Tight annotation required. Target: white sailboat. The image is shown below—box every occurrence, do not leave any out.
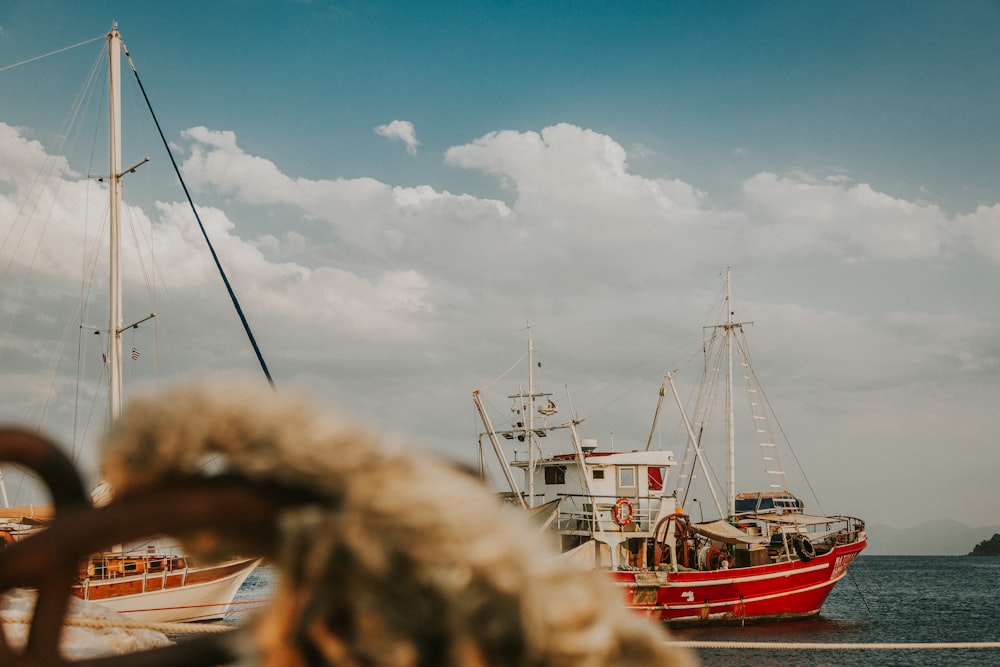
[0,25,258,624]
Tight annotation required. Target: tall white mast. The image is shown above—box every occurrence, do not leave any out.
[526,327,536,507]
[515,324,553,508]
[107,24,124,424]
[725,268,736,516]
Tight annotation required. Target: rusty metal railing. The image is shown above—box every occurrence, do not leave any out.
[0,427,320,666]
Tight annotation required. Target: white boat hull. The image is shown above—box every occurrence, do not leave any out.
[75,557,260,623]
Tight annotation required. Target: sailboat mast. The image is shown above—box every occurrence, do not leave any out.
[526,328,536,508]
[107,24,124,423]
[725,268,735,517]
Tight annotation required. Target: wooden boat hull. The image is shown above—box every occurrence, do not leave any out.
[615,538,867,626]
[72,557,260,623]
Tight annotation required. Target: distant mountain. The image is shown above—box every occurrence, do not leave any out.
[865,520,1000,556]
[968,533,1000,556]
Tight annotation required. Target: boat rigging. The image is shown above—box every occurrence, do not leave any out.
[0,24,268,624]
[474,270,867,625]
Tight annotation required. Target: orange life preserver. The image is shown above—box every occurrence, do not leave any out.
[612,497,634,527]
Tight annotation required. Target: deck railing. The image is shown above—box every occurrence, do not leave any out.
[553,493,669,533]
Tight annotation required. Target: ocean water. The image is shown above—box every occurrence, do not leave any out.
[671,555,1000,666]
[225,557,1000,666]
[225,564,277,626]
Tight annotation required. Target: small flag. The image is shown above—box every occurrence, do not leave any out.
[131,347,140,360]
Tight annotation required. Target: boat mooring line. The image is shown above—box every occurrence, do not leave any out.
[1,613,235,635]
[671,640,1000,650]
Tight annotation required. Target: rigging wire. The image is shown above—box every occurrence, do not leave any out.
[0,41,107,501]
[118,38,276,389]
[70,197,111,464]
[73,94,102,465]
[0,43,104,287]
[747,360,825,515]
[732,328,790,497]
[0,34,105,72]
[0,39,104,396]
[477,350,528,392]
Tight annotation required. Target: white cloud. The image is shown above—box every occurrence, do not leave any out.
[7,119,1000,528]
[145,198,434,342]
[0,122,73,185]
[954,204,1000,264]
[177,127,515,289]
[373,119,420,156]
[741,171,950,261]
[444,123,712,245]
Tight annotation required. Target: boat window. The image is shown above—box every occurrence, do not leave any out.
[647,466,664,491]
[592,469,605,480]
[618,467,635,488]
[544,465,566,485]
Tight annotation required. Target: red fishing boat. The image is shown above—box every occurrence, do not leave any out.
[474,271,866,625]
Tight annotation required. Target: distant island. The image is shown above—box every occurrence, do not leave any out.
[968,533,1000,556]
[867,520,1000,556]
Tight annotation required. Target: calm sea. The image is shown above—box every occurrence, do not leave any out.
[672,555,1000,666]
[226,556,1000,666]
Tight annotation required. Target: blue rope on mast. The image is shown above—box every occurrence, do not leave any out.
[120,42,276,389]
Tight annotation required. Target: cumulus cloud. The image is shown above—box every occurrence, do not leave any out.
[174,123,996,277]
[0,122,73,186]
[374,119,420,156]
[143,198,435,342]
[176,127,514,289]
[0,124,441,353]
[7,118,1000,528]
[741,171,950,261]
[954,204,1000,264]
[6,120,997,320]
[444,123,710,240]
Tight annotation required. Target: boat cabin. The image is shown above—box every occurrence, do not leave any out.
[510,444,679,570]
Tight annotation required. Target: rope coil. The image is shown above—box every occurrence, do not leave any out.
[1,612,234,635]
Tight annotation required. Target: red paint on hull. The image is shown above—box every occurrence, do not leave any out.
[616,537,867,626]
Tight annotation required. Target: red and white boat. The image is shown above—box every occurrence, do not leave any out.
[474,271,866,625]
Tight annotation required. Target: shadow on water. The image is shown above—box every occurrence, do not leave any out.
[668,555,1000,667]
[672,614,877,644]
[215,557,999,666]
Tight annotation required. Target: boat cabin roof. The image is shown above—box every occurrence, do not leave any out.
[530,450,676,467]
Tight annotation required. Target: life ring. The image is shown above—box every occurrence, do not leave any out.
[792,534,815,562]
[0,531,13,549]
[612,497,634,527]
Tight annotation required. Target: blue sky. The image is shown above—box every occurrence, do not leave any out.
[6,1,999,210]
[2,1,1000,537]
